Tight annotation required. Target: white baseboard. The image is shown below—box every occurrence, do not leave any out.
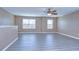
[2,37,18,51]
[18,31,58,33]
[57,32,79,40]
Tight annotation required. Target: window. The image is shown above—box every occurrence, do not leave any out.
[47,20,53,29]
[23,19,36,29]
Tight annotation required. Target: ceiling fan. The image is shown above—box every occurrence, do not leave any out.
[44,8,58,16]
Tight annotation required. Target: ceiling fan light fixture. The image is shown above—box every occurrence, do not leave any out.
[43,8,58,16]
[48,13,52,16]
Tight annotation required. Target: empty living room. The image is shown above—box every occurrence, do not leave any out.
[0,7,79,51]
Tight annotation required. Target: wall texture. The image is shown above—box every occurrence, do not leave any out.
[0,26,18,50]
[15,16,58,32]
[58,11,79,38]
[0,8,15,25]
[0,8,18,50]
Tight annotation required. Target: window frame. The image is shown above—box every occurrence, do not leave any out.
[23,19,36,29]
[47,19,53,29]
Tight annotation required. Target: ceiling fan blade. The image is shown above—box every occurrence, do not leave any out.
[52,10,56,12]
[54,13,58,15]
[51,12,57,15]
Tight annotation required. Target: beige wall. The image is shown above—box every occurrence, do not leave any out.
[15,16,58,32]
[58,11,79,38]
[0,8,15,25]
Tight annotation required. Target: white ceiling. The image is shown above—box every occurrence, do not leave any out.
[3,7,79,17]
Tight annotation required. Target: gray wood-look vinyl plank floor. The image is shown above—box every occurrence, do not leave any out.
[6,33,79,51]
